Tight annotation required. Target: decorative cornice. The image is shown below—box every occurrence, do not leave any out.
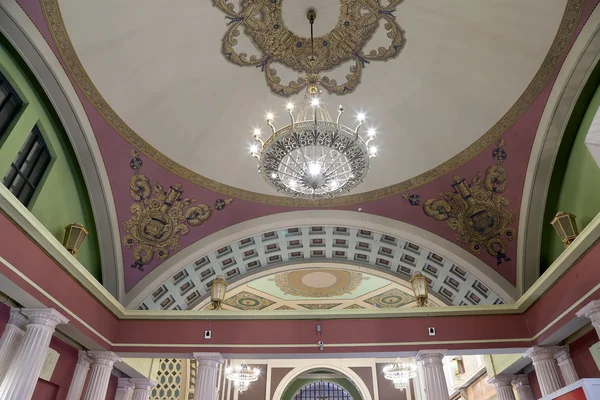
[77,351,93,368]
[21,308,69,328]
[39,0,585,207]
[130,378,158,391]
[524,346,559,363]
[88,351,122,367]
[7,308,27,330]
[415,350,446,365]
[554,346,571,364]
[488,375,515,388]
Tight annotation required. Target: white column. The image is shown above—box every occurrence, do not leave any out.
[193,353,224,400]
[0,308,68,400]
[81,351,122,400]
[114,378,135,400]
[512,375,534,400]
[488,375,516,400]
[131,377,158,400]
[524,347,563,396]
[416,351,449,400]
[554,346,579,385]
[576,300,600,337]
[0,309,27,382]
[66,351,93,400]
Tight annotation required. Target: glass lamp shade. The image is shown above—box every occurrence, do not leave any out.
[62,223,88,257]
[210,276,228,310]
[551,212,579,247]
[410,272,429,307]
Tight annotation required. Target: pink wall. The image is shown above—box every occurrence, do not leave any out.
[0,306,117,400]
[569,330,600,379]
[528,370,542,400]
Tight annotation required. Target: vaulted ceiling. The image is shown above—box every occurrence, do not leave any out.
[9,0,599,308]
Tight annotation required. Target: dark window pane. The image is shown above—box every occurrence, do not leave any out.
[2,127,51,207]
[0,74,22,139]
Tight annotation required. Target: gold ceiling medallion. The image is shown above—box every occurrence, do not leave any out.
[124,150,232,271]
[212,0,406,97]
[407,140,516,264]
[274,270,363,297]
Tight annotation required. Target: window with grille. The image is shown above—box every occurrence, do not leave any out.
[0,73,23,139]
[151,358,183,400]
[292,381,354,400]
[2,127,51,206]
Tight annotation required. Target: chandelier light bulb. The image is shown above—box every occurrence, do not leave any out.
[368,128,376,138]
[266,113,274,121]
[250,144,259,154]
[311,97,320,107]
[308,162,322,176]
[270,172,277,179]
[357,112,366,122]
[286,102,294,111]
[370,146,377,155]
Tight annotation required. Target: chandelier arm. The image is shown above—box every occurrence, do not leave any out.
[354,120,364,140]
[288,109,295,130]
[336,107,344,130]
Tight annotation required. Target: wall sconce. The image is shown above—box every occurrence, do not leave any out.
[449,357,464,379]
[410,272,429,307]
[62,223,88,257]
[210,276,228,310]
[551,212,579,247]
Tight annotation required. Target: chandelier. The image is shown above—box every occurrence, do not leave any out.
[249,10,378,199]
[383,360,417,391]
[225,363,260,393]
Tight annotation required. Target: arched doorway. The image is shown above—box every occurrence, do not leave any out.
[291,380,355,400]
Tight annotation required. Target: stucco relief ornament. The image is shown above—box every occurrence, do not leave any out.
[409,140,516,265]
[212,0,406,96]
[123,150,232,271]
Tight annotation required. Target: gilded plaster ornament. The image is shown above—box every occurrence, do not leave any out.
[212,0,406,97]
[409,140,516,264]
[274,270,363,298]
[123,150,233,271]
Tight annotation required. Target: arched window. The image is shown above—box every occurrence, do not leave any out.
[292,381,354,400]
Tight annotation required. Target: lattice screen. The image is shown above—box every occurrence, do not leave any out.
[151,359,184,400]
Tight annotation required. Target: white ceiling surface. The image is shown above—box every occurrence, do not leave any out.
[58,0,567,194]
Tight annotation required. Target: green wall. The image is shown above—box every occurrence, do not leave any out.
[541,61,600,271]
[281,379,363,400]
[0,37,101,281]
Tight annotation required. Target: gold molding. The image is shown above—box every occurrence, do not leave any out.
[40,0,583,206]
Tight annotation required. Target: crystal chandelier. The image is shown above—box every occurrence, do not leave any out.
[249,10,378,199]
[225,363,260,393]
[383,360,417,391]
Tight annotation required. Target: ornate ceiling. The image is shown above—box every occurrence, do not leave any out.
[10,0,598,305]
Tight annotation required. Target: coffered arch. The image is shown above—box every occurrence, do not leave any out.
[128,211,517,310]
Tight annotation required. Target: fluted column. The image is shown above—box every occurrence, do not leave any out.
[81,351,122,400]
[66,351,93,400]
[512,375,534,400]
[416,351,449,400]
[554,346,579,385]
[193,353,224,400]
[114,378,135,400]
[0,309,27,382]
[488,375,516,400]
[524,347,563,396]
[576,300,600,337]
[131,378,158,400]
[0,308,68,400]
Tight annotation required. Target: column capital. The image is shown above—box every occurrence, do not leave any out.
[576,299,600,321]
[524,346,559,363]
[131,378,158,391]
[77,351,93,367]
[511,374,530,389]
[88,351,122,367]
[488,375,515,388]
[415,350,447,364]
[21,308,69,328]
[193,352,224,369]
[554,346,570,364]
[117,378,135,390]
[7,309,28,330]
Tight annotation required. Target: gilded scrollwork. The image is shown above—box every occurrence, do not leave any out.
[123,150,233,271]
[211,0,406,96]
[406,140,516,264]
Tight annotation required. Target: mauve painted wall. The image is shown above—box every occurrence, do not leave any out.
[349,367,374,400]
[270,368,294,399]
[569,330,600,379]
[0,306,117,400]
[528,370,542,400]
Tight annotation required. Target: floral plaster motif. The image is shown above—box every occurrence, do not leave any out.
[364,288,414,308]
[274,270,363,298]
[298,303,342,310]
[224,291,275,310]
[123,150,232,271]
